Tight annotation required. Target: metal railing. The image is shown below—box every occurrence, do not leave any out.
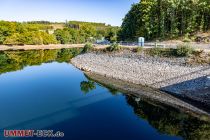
[95,41,168,48]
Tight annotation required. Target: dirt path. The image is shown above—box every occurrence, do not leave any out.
[0,44,86,51]
[0,42,209,51]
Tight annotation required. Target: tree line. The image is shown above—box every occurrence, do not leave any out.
[54,21,119,44]
[0,21,57,45]
[119,0,210,41]
[0,20,119,45]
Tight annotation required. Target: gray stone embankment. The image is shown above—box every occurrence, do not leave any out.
[71,51,210,105]
[85,72,210,118]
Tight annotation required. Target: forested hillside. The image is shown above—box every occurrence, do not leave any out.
[0,21,57,45]
[119,0,210,41]
[54,21,119,44]
[0,20,118,45]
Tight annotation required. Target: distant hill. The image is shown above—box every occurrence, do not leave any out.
[66,21,117,31]
[26,20,118,31]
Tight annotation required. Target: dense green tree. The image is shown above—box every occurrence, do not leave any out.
[40,32,58,45]
[67,28,81,43]
[79,24,97,41]
[0,33,5,44]
[120,0,210,41]
[23,32,43,45]
[3,31,57,45]
[3,33,25,45]
[54,29,72,44]
[66,21,119,42]
[105,27,119,42]
[0,21,16,44]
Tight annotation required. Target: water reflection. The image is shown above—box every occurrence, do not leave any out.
[80,75,119,95]
[0,61,113,138]
[80,81,96,94]
[127,95,210,140]
[82,74,210,140]
[0,50,210,140]
[0,48,82,75]
[83,74,120,95]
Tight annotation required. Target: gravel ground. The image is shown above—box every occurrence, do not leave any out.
[71,51,210,105]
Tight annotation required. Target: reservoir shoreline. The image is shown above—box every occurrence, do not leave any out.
[85,72,210,118]
[71,50,210,110]
[1,42,210,51]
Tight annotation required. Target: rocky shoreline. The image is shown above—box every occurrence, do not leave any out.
[85,72,210,118]
[71,50,210,107]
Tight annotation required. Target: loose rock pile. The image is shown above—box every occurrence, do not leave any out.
[71,51,210,104]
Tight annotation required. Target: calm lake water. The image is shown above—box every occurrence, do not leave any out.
[0,49,210,140]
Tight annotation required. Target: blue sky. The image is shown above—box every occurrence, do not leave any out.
[0,0,139,26]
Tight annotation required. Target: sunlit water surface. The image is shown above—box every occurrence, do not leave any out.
[0,49,209,140]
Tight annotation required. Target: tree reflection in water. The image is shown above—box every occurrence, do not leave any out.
[80,81,96,94]
[1,49,210,140]
[81,74,120,95]
[0,48,82,75]
[82,74,210,140]
[126,95,210,140]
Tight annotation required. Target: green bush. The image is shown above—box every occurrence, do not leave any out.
[133,47,143,53]
[183,33,191,42]
[106,43,121,52]
[82,43,94,53]
[40,32,58,45]
[3,33,25,45]
[147,45,194,58]
[0,34,6,44]
[176,44,193,57]
[54,29,72,44]
[3,31,57,45]
[149,47,162,56]
[23,32,43,45]
[183,38,191,42]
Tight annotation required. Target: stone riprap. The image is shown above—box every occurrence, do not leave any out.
[71,52,210,105]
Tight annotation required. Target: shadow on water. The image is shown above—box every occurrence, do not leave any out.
[81,73,210,140]
[0,48,82,75]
